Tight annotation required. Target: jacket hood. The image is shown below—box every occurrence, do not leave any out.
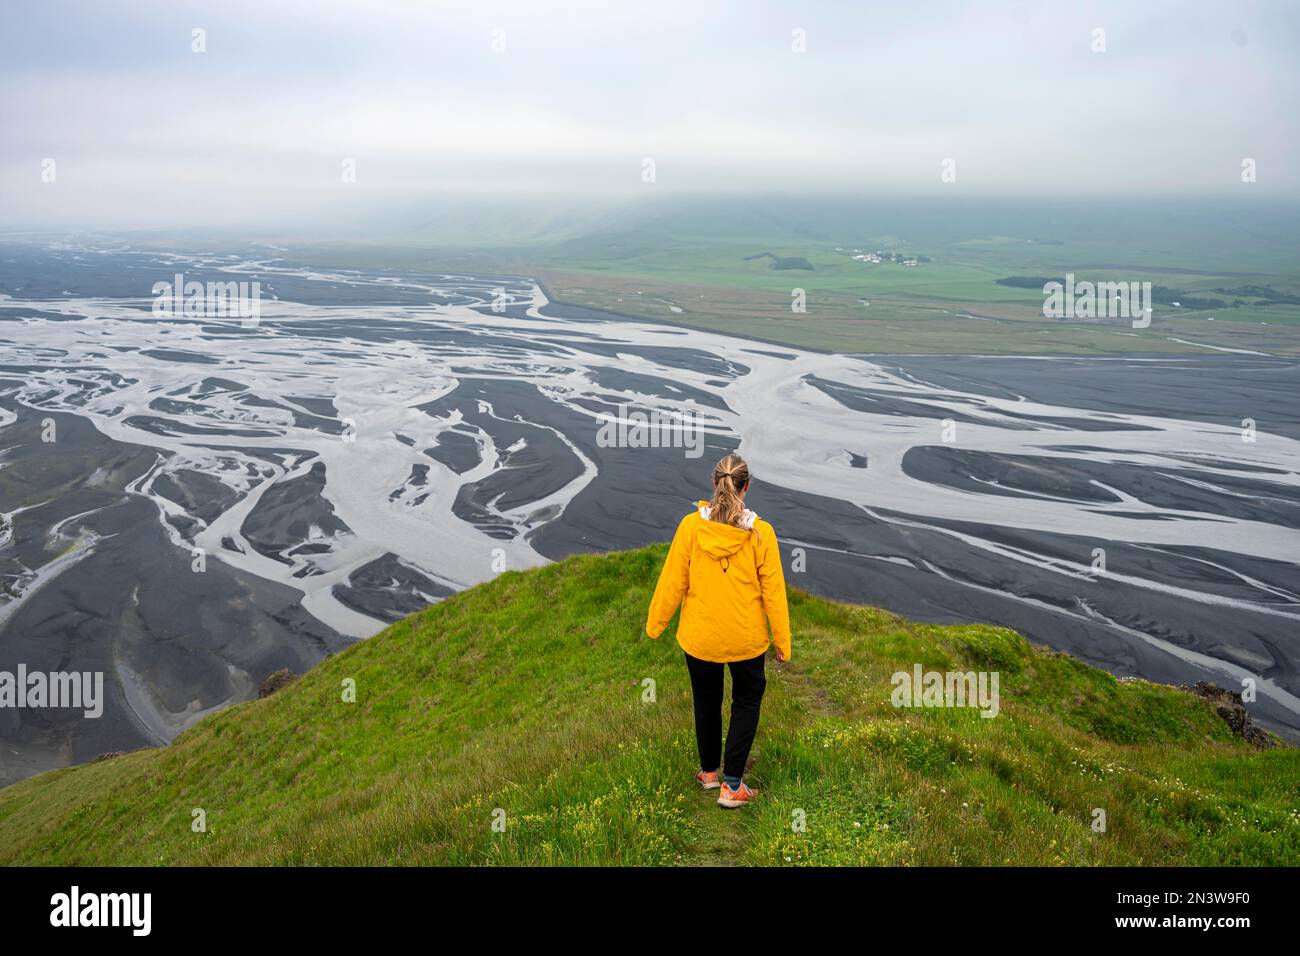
[695,500,757,560]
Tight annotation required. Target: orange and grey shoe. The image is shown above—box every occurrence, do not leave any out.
[717,780,759,808]
[695,769,721,790]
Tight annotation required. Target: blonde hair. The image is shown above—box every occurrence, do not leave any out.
[708,453,750,527]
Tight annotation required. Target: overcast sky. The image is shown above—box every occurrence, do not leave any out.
[1,0,1297,229]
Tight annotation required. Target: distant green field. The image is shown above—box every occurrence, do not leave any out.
[524,247,1300,356]
[280,196,1300,356]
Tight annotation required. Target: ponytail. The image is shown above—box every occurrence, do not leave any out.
[708,453,751,527]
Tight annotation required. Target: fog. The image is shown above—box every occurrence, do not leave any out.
[1,0,1297,230]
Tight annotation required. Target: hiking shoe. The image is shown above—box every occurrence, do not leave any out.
[717,780,759,808]
[695,769,721,790]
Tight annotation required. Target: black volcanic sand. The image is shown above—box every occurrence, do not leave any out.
[419,379,588,539]
[267,316,572,360]
[423,429,480,475]
[333,552,455,623]
[237,393,347,435]
[0,364,137,410]
[0,245,518,309]
[285,395,338,418]
[586,366,731,412]
[153,467,244,528]
[388,463,431,501]
[0,404,350,786]
[806,371,1162,432]
[874,354,1300,440]
[903,445,1300,528]
[240,460,352,568]
[139,348,222,365]
[124,414,280,439]
[804,373,1008,427]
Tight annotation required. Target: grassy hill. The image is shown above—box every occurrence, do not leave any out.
[0,546,1295,866]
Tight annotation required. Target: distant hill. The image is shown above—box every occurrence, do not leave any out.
[1,546,1293,866]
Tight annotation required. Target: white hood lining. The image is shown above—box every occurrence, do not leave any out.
[699,504,757,531]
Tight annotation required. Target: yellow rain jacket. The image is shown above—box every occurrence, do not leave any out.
[646,500,792,663]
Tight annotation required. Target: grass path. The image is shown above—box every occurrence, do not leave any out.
[679,660,832,865]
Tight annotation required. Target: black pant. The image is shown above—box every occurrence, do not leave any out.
[683,650,767,780]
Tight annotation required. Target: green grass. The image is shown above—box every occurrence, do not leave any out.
[413,236,1300,356]
[4,545,1293,866]
[526,242,1300,357]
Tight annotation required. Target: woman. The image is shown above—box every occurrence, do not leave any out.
[645,453,791,808]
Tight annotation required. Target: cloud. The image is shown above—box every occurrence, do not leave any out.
[1,0,1297,228]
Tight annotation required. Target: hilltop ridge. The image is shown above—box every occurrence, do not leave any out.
[0,545,1294,866]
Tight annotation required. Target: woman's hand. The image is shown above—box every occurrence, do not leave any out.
[774,648,787,663]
